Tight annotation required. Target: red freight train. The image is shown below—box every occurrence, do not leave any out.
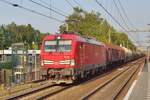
[40,32,125,83]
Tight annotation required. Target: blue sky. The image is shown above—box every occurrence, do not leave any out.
[0,0,150,48]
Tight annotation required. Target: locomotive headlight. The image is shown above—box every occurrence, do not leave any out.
[57,36,61,39]
[70,59,75,66]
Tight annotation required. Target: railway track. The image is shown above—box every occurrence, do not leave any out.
[81,58,144,100]
[3,80,74,100]
[2,80,53,100]
[16,84,73,100]
[2,58,144,100]
[44,58,144,100]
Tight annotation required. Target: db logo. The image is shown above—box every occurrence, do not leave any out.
[54,62,59,65]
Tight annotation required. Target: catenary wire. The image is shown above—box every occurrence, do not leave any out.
[95,0,138,44]
[38,0,69,15]
[112,0,130,30]
[0,0,63,22]
[65,0,74,8]
[29,0,67,18]
[117,0,136,29]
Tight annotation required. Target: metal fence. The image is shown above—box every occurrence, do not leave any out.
[0,53,41,86]
[8,71,41,86]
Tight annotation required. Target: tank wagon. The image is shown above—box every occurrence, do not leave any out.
[40,32,143,84]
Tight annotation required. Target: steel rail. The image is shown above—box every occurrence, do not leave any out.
[80,58,144,100]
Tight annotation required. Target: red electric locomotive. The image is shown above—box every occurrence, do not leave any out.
[40,32,107,83]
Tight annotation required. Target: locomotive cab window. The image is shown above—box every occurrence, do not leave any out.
[44,41,57,52]
[44,40,72,52]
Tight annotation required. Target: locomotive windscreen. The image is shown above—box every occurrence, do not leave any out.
[44,40,72,52]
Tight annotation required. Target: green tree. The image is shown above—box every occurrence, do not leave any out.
[0,25,5,49]
[0,25,11,49]
[5,22,42,49]
[59,7,135,50]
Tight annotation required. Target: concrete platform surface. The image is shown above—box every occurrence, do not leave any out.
[124,61,150,100]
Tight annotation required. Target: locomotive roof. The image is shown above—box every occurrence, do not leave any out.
[83,37,104,46]
[43,33,104,46]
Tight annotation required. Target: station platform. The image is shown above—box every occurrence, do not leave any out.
[124,60,150,100]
